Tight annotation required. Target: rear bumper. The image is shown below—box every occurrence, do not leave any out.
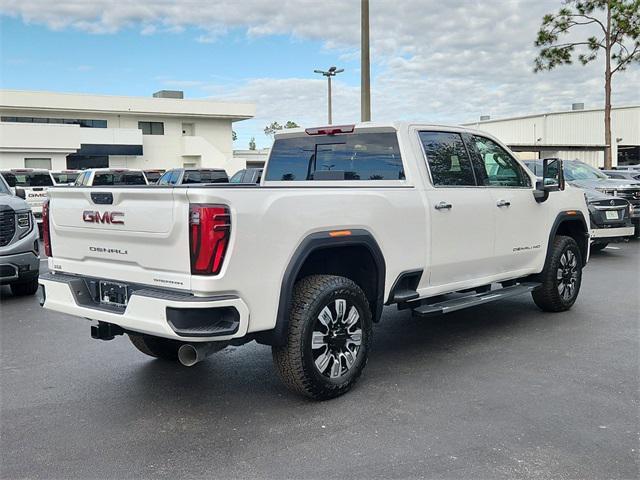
[590,226,635,240]
[39,272,249,342]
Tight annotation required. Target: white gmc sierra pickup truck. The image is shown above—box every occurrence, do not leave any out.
[39,123,590,399]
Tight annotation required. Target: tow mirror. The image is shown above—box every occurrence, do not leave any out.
[15,187,26,200]
[534,158,565,203]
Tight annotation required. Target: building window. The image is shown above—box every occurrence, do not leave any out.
[618,146,640,166]
[1,116,107,128]
[138,121,164,135]
[24,158,52,170]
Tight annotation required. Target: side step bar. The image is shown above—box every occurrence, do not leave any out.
[412,282,541,317]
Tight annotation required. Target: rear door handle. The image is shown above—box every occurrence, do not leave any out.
[496,200,511,208]
[434,201,452,210]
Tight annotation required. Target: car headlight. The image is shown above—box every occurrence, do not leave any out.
[17,212,30,228]
[16,211,33,238]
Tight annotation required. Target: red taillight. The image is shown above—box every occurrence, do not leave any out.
[42,198,52,257]
[189,204,231,275]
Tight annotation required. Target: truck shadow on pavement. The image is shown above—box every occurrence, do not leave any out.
[120,296,551,408]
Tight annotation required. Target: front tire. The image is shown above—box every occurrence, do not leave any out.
[532,235,583,312]
[128,334,182,361]
[10,277,39,296]
[272,275,372,400]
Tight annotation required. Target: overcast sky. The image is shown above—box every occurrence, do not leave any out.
[1,0,638,148]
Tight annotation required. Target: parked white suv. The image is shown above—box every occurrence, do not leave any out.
[39,123,590,399]
[0,168,54,229]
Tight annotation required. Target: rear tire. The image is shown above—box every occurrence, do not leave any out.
[10,278,39,296]
[128,334,182,361]
[272,275,372,400]
[590,242,608,253]
[532,235,582,312]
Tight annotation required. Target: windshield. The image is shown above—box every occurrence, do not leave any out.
[0,176,10,194]
[1,171,54,187]
[51,172,79,184]
[563,161,608,181]
[93,172,147,186]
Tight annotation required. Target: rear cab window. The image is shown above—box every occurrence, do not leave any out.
[51,172,79,184]
[264,131,405,183]
[92,171,147,186]
[183,170,229,184]
[1,171,54,188]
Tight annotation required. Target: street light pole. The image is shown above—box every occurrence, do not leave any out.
[361,0,371,122]
[314,66,344,124]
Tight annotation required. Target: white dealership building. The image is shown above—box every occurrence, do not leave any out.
[463,104,640,168]
[0,89,255,173]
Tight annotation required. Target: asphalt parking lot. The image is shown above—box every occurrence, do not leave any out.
[1,241,638,479]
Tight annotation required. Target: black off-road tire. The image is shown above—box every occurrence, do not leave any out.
[590,242,608,253]
[128,334,182,361]
[272,274,373,400]
[10,278,39,296]
[532,235,583,312]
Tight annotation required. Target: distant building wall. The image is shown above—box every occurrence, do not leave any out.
[463,105,640,167]
[0,90,255,174]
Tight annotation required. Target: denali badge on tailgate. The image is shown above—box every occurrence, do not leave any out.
[83,211,124,225]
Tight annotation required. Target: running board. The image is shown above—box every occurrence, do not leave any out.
[412,282,541,317]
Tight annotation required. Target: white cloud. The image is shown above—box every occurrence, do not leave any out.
[2,0,638,148]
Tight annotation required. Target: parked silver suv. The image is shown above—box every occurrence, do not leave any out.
[0,175,40,296]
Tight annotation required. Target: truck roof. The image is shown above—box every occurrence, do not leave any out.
[273,122,497,139]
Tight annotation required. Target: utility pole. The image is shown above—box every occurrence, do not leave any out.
[314,66,344,124]
[361,0,371,122]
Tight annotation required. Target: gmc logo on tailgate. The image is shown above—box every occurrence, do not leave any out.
[83,211,125,225]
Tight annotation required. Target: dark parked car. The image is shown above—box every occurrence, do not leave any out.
[525,159,638,246]
[229,168,263,184]
[157,168,228,186]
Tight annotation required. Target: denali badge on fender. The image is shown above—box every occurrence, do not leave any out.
[83,211,124,224]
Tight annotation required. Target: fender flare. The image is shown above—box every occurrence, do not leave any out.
[267,229,386,347]
[544,211,589,269]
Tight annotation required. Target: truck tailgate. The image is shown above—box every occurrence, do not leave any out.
[48,187,192,290]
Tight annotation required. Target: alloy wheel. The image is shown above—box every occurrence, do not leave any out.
[557,249,579,301]
[311,299,363,379]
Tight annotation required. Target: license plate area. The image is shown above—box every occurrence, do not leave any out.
[99,281,129,307]
[605,210,619,220]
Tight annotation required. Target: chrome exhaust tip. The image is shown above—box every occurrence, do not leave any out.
[177,342,224,367]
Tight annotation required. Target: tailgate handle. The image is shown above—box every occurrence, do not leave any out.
[91,192,114,205]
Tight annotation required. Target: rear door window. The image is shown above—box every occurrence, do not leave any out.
[418,132,477,186]
[265,132,404,181]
